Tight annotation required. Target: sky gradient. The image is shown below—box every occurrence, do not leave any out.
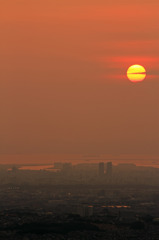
[0,0,159,163]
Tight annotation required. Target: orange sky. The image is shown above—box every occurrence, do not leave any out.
[0,0,159,163]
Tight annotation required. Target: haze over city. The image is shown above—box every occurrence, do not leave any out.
[0,0,159,165]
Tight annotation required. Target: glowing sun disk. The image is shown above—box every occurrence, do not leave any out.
[127,64,146,82]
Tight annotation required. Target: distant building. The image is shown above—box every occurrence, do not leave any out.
[77,204,93,217]
[11,165,18,172]
[98,162,104,176]
[106,162,112,176]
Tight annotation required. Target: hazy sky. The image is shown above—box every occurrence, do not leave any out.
[0,0,159,159]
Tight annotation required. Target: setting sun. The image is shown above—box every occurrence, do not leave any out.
[127,64,146,82]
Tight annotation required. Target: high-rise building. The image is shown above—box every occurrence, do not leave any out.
[98,162,104,176]
[106,162,112,176]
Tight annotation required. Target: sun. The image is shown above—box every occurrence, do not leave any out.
[127,64,146,82]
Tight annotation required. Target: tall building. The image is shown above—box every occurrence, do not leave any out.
[98,162,104,176]
[106,162,112,176]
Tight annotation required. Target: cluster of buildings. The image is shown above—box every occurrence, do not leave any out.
[0,161,159,186]
[98,162,112,177]
[54,161,113,178]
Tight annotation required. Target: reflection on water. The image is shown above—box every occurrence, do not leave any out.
[18,165,55,171]
[12,161,159,171]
